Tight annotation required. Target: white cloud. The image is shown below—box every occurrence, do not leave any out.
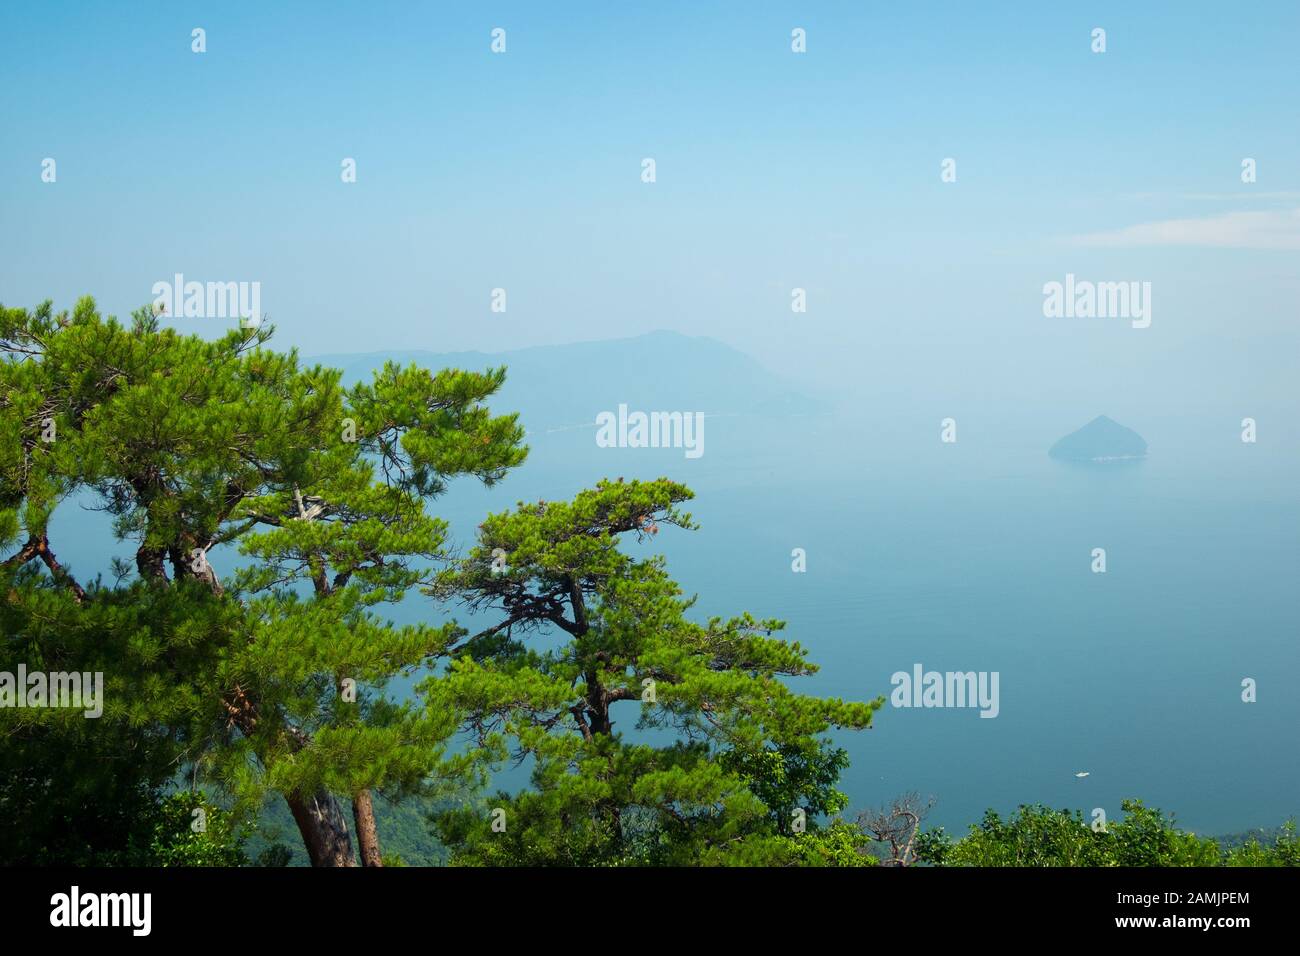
[1072,207,1300,250]
[1178,192,1300,201]
[1123,191,1300,202]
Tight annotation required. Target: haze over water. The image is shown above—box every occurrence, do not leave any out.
[422,393,1300,837]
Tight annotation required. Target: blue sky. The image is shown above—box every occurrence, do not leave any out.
[2,1,1297,417]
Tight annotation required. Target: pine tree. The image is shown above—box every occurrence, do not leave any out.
[1,298,526,865]
[427,478,882,865]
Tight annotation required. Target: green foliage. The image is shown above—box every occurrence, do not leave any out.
[1221,821,1299,867]
[1,298,526,864]
[0,569,235,864]
[254,844,295,867]
[148,791,249,867]
[720,741,852,835]
[0,720,170,866]
[427,478,883,866]
[922,800,1232,867]
[790,819,875,867]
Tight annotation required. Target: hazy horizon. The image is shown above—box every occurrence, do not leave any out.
[3,1,1298,423]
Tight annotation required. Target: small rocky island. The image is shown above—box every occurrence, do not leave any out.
[1049,415,1147,462]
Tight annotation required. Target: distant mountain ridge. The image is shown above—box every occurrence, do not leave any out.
[310,330,826,434]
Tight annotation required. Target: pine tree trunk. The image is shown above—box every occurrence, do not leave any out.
[286,788,356,867]
[353,789,384,867]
